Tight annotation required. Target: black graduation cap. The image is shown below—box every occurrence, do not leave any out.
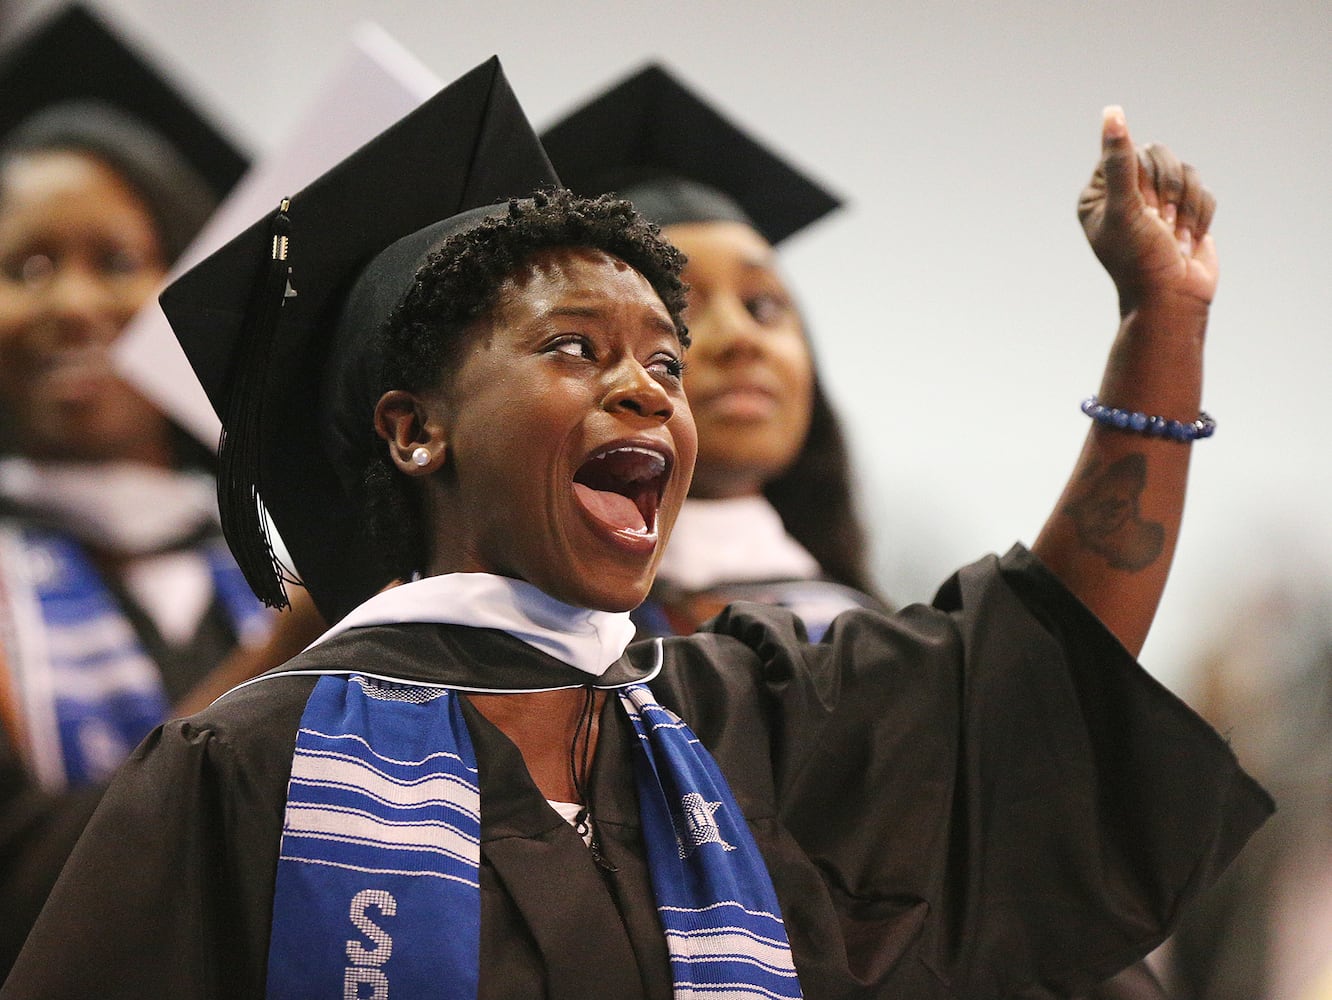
[0,4,247,199]
[541,62,841,246]
[158,56,559,623]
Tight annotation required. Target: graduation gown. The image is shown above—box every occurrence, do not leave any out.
[1,547,1272,999]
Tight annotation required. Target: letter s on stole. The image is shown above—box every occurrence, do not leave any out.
[345,888,397,998]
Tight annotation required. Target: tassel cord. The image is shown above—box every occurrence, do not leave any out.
[570,685,617,873]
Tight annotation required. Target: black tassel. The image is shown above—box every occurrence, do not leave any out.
[216,198,296,609]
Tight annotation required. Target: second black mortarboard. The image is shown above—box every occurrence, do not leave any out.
[159,57,559,622]
[541,62,841,245]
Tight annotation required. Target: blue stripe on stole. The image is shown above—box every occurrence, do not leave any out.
[21,527,266,786]
[25,530,169,785]
[267,675,480,1000]
[620,685,803,1000]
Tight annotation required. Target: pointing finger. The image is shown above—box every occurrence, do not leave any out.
[1100,106,1141,219]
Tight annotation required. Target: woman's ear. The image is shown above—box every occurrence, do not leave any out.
[373,389,447,475]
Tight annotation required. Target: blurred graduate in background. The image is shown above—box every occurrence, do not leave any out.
[545,65,886,643]
[0,5,269,972]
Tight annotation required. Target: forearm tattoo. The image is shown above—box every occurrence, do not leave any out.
[1063,453,1164,571]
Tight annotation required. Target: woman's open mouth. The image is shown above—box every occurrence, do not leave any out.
[572,443,671,550]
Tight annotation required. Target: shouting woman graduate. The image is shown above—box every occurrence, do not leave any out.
[3,59,1271,999]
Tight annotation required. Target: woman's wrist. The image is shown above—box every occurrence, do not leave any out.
[1094,304,1207,421]
[1110,299,1208,363]
[1116,284,1212,328]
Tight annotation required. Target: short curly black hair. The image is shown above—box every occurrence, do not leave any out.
[362,188,689,582]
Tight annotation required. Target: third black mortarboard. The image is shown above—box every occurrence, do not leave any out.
[0,4,247,198]
[159,57,559,622]
[541,62,840,245]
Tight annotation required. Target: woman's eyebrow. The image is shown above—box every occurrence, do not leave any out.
[646,314,678,337]
[546,305,604,320]
[546,303,676,336]
[732,245,780,269]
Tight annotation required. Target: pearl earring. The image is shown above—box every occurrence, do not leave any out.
[411,446,431,467]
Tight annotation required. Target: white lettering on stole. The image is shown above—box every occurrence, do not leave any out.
[344,889,396,999]
[344,968,389,1000]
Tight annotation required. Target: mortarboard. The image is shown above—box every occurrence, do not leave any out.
[116,21,443,450]
[541,62,840,246]
[159,57,559,623]
[0,4,247,199]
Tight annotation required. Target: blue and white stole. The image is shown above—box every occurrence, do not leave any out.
[0,524,267,787]
[261,573,801,1000]
[267,675,481,999]
[620,684,802,999]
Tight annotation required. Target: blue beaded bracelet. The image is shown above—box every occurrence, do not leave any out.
[1081,397,1216,442]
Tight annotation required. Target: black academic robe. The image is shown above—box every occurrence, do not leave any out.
[1,547,1271,999]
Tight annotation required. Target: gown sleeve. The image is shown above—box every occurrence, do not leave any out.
[0,680,305,999]
[692,544,1273,998]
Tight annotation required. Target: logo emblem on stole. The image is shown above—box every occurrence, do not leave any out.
[675,792,736,857]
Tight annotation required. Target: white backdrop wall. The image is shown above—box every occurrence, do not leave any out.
[6,0,1330,692]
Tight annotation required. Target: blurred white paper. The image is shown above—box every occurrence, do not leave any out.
[115,22,442,447]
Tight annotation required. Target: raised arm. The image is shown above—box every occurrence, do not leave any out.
[1032,107,1218,657]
